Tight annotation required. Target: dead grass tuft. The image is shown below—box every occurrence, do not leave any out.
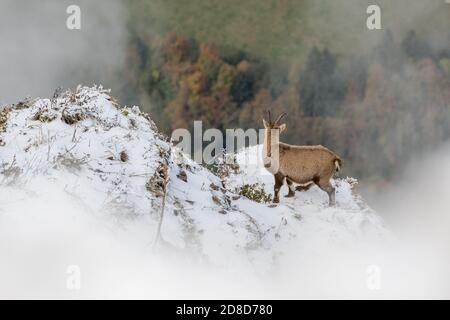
[120,150,129,162]
[146,162,169,198]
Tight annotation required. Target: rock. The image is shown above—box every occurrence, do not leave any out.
[212,195,221,205]
[210,183,220,191]
[177,170,188,182]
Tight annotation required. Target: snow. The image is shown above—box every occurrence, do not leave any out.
[0,86,390,298]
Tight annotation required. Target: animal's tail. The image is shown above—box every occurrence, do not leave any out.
[334,158,343,173]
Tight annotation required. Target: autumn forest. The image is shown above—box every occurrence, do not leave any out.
[116,0,450,187]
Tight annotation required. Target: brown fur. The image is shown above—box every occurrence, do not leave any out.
[263,113,342,206]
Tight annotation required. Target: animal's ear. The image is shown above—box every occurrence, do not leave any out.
[279,123,287,132]
[263,118,268,128]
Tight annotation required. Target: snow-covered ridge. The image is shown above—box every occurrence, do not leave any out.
[0,86,388,272]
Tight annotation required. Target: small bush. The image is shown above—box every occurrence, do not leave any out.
[61,108,85,125]
[31,110,56,123]
[56,152,89,171]
[1,158,22,180]
[238,183,272,203]
[204,151,240,179]
[14,98,35,110]
[121,108,129,116]
[0,108,11,129]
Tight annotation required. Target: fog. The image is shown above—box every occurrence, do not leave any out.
[300,0,448,56]
[0,0,450,299]
[0,0,126,104]
[1,146,450,299]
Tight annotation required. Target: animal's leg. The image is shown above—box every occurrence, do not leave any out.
[295,182,314,192]
[285,178,295,198]
[317,180,336,207]
[273,173,285,203]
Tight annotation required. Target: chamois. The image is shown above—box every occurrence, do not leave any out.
[262,111,342,206]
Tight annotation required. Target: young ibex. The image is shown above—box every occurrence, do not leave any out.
[262,111,342,206]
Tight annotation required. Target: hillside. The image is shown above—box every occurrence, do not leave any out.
[122,0,450,186]
[0,86,387,298]
[127,0,450,64]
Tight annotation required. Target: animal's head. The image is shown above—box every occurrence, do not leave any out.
[262,110,287,133]
[262,111,287,168]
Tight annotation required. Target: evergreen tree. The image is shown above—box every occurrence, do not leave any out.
[402,30,433,60]
[299,47,345,117]
[230,71,255,105]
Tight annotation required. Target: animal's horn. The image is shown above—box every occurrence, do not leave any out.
[266,110,272,124]
[274,112,287,124]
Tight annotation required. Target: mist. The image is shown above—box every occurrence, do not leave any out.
[1,0,450,299]
[0,0,126,104]
[1,146,450,299]
[299,0,448,56]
